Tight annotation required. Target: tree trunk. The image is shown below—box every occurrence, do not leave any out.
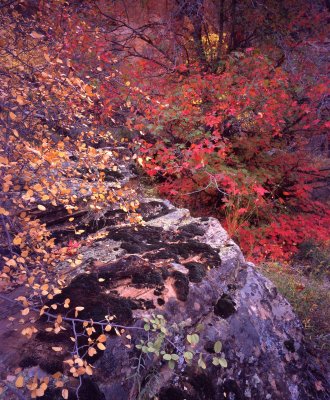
[216,0,225,63]
[229,0,237,52]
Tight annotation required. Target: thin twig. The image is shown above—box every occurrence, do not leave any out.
[1,381,26,400]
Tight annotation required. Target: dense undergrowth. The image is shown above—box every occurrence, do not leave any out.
[133,52,329,262]
[260,244,330,357]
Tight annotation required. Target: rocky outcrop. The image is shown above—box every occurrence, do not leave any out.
[6,198,329,399]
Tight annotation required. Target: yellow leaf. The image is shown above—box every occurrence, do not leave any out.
[85,85,93,97]
[13,236,22,245]
[0,156,8,164]
[125,81,131,87]
[97,342,106,351]
[97,334,107,343]
[33,184,43,192]
[15,375,24,388]
[37,205,46,211]
[30,31,44,39]
[75,358,84,367]
[88,347,97,357]
[16,95,25,105]
[85,365,93,375]
[9,112,16,120]
[36,387,45,397]
[44,53,51,62]
[52,347,62,352]
[21,308,29,316]
[0,207,9,216]
[27,382,38,391]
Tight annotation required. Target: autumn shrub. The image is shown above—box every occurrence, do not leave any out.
[132,52,329,261]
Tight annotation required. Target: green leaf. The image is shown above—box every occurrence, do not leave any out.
[144,323,150,331]
[191,334,199,345]
[184,351,193,360]
[187,333,199,345]
[142,346,149,353]
[198,356,206,369]
[214,341,222,353]
[219,358,228,368]
[168,360,175,370]
[212,357,220,366]
[171,354,179,361]
[163,354,172,361]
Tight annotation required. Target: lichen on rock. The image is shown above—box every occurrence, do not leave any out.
[9,198,330,399]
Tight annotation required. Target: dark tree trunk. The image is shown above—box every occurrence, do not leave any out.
[229,0,237,52]
[176,0,208,68]
[217,0,225,59]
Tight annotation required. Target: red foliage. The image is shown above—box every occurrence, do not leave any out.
[47,0,329,263]
[130,51,329,262]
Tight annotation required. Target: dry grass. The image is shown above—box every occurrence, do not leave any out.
[260,260,330,356]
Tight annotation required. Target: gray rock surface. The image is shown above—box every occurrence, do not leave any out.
[7,197,329,399]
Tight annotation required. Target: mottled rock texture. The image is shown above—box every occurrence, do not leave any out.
[15,198,330,399]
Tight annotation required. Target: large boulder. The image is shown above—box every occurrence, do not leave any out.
[13,198,330,399]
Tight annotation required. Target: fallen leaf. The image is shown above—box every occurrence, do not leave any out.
[52,347,62,352]
[15,375,24,388]
[30,31,44,39]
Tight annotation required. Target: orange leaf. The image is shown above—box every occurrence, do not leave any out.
[88,347,97,357]
[85,365,93,375]
[15,375,24,388]
[97,334,107,343]
[13,236,22,245]
[97,342,106,351]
